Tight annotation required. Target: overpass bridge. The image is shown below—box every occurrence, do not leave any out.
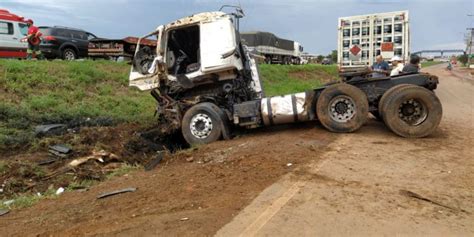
[412,49,465,57]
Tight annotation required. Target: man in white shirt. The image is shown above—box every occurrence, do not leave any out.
[389,56,404,76]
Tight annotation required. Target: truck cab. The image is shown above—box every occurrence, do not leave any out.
[129,11,261,94]
[0,9,29,58]
[129,9,442,146]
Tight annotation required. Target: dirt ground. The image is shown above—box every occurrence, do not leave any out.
[1,63,473,236]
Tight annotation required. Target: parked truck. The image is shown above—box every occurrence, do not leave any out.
[241,31,304,64]
[129,8,442,146]
[337,11,410,69]
[88,36,157,61]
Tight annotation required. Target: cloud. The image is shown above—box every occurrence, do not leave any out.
[1,0,471,54]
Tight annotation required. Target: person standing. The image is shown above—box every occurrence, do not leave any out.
[370,55,390,78]
[402,55,421,73]
[389,56,404,76]
[24,19,44,60]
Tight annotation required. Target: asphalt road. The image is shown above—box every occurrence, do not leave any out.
[217,63,474,236]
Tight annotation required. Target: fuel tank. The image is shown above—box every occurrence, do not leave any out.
[261,92,313,126]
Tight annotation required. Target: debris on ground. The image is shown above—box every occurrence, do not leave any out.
[3,200,14,206]
[49,144,73,158]
[144,152,164,171]
[97,187,137,199]
[399,190,470,214]
[0,209,10,216]
[35,124,67,137]
[69,150,119,167]
[180,217,190,221]
[55,187,65,195]
[37,158,57,166]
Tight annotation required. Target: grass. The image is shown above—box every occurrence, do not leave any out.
[0,161,6,174]
[421,61,443,68]
[106,164,141,179]
[0,188,58,210]
[258,64,338,96]
[0,59,156,152]
[0,60,337,152]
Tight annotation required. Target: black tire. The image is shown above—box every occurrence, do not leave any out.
[62,48,77,60]
[181,103,226,145]
[378,84,416,120]
[317,83,369,133]
[380,86,442,138]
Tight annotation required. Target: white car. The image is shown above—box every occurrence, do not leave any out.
[0,9,29,58]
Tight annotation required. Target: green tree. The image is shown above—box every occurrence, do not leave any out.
[316,55,324,63]
[327,50,337,63]
[457,54,468,66]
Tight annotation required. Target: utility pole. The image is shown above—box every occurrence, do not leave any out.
[468,14,473,67]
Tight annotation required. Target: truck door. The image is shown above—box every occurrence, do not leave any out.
[0,20,27,58]
[200,18,238,72]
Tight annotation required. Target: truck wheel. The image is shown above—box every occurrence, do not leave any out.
[317,84,369,133]
[380,86,442,138]
[378,84,415,120]
[182,103,226,145]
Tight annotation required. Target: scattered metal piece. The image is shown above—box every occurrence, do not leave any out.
[144,152,164,171]
[97,187,137,199]
[37,158,57,166]
[35,124,67,137]
[49,144,72,154]
[180,217,189,221]
[0,209,9,216]
[399,190,470,214]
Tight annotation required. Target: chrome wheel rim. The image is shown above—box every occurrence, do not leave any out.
[329,95,356,123]
[64,50,75,60]
[190,113,213,139]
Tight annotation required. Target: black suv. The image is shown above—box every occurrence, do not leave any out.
[39,26,97,60]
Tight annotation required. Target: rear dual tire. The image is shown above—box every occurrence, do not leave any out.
[379,85,442,138]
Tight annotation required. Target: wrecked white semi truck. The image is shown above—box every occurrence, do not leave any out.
[129,8,442,146]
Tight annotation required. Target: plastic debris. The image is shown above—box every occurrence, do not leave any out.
[56,187,65,195]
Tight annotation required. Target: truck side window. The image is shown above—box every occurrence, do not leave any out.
[0,21,13,35]
[166,25,200,75]
[18,23,28,36]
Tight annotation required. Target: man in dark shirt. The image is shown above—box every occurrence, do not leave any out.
[402,55,421,73]
[371,55,390,78]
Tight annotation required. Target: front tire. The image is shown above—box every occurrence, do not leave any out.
[380,86,442,138]
[317,84,369,133]
[182,103,226,146]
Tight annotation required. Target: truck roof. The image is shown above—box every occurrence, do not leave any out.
[165,11,228,28]
[0,9,28,23]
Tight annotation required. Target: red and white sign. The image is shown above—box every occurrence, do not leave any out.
[380,42,394,59]
[349,45,361,61]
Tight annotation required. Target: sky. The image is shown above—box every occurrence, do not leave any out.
[1,0,472,55]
